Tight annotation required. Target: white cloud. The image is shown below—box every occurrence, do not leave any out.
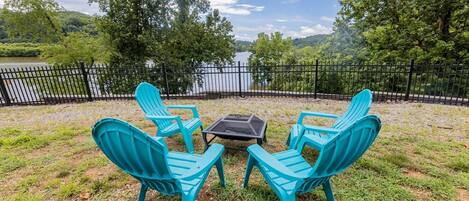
[235,33,256,41]
[210,0,264,15]
[57,0,101,15]
[286,24,333,38]
[320,16,335,22]
[276,19,287,23]
[289,15,314,23]
[0,0,101,15]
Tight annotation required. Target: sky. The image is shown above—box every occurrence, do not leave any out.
[0,0,340,41]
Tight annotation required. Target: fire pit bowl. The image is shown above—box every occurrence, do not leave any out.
[202,114,267,149]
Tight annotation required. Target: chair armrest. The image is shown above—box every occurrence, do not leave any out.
[295,126,340,152]
[145,115,184,129]
[296,134,331,152]
[288,124,305,149]
[145,115,179,121]
[167,105,200,118]
[303,125,340,134]
[297,111,339,124]
[247,144,303,180]
[179,143,224,180]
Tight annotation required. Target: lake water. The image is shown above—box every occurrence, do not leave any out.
[193,52,252,93]
[0,52,252,103]
[0,52,250,68]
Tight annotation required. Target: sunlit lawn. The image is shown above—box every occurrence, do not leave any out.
[0,98,468,201]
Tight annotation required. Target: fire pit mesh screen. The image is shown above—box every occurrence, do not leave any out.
[209,114,265,137]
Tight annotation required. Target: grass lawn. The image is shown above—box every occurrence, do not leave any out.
[0,98,468,201]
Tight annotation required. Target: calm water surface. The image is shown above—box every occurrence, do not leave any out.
[0,52,250,68]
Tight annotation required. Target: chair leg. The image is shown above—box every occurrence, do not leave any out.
[138,183,148,201]
[182,131,195,154]
[281,193,296,201]
[322,179,335,201]
[243,155,256,188]
[215,158,226,187]
[199,125,204,133]
[182,193,196,201]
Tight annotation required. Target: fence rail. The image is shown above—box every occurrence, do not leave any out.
[0,61,468,106]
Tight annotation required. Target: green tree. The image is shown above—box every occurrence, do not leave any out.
[235,40,252,52]
[1,0,62,42]
[248,32,294,83]
[41,32,109,67]
[338,0,468,63]
[92,0,235,94]
[156,8,235,93]
[91,0,174,66]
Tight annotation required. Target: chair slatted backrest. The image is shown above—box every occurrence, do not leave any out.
[314,115,381,176]
[332,89,373,129]
[92,118,180,194]
[135,82,173,129]
[298,115,381,192]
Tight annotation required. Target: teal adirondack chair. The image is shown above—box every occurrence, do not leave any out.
[135,82,203,153]
[92,118,225,201]
[244,115,381,201]
[287,89,372,149]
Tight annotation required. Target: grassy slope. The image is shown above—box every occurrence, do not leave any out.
[0,98,468,201]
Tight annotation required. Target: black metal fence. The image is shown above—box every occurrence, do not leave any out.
[0,61,468,106]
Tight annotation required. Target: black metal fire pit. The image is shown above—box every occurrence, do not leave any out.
[202,114,267,149]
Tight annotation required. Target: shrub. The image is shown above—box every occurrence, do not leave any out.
[0,43,43,57]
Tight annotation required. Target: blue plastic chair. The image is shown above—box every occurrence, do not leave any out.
[287,89,373,149]
[135,82,203,153]
[244,115,381,201]
[92,118,225,201]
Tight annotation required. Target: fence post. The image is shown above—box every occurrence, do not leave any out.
[405,59,414,101]
[0,70,11,106]
[79,62,93,101]
[314,59,319,99]
[162,63,170,99]
[238,61,242,97]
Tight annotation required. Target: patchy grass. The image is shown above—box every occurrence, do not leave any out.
[0,98,468,201]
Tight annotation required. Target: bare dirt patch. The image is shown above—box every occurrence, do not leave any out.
[407,187,432,200]
[457,188,469,201]
[402,169,428,179]
[84,164,116,181]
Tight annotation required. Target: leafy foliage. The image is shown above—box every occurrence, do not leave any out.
[292,34,330,48]
[1,0,62,42]
[0,43,42,57]
[58,11,97,35]
[92,0,235,94]
[235,40,252,52]
[248,32,294,83]
[338,0,468,63]
[41,32,109,67]
[247,0,468,95]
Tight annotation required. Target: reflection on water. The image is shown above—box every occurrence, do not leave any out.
[192,52,252,92]
[0,57,47,69]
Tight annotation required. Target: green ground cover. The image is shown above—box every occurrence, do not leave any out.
[0,98,467,200]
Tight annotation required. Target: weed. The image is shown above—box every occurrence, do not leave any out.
[383,152,412,168]
[91,180,112,193]
[447,156,469,172]
[0,154,27,176]
[16,175,40,192]
[57,182,81,198]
